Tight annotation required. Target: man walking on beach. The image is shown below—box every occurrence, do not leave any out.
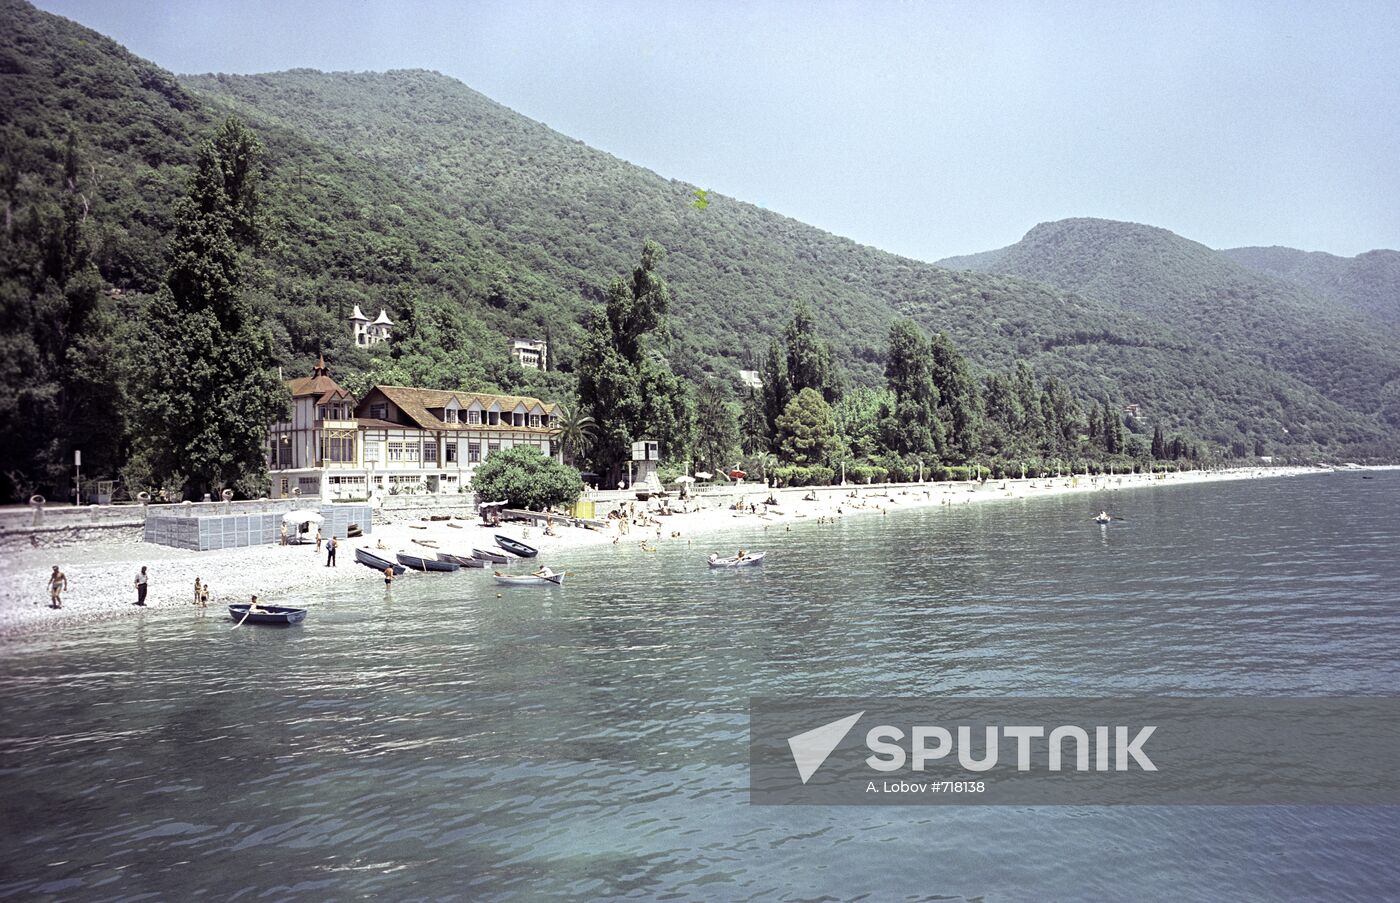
[326,534,337,567]
[47,566,67,608]
[134,566,148,606]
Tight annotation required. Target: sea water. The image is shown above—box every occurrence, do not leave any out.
[2,472,1398,899]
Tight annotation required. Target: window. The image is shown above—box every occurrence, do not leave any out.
[275,435,293,468]
[529,414,541,428]
[388,442,404,462]
[468,442,481,463]
[549,415,559,428]
[512,412,525,427]
[318,435,354,464]
[445,409,458,423]
[487,410,500,426]
[317,405,327,421]
[445,441,457,463]
[468,410,481,425]
[404,441,420,463]
[423,440,438,464]
[363,439,380,463]
[369,403,388,420]
[488,440,500,456]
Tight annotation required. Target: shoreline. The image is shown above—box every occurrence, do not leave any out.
[0,466,1327,641]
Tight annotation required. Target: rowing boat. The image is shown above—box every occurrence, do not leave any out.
[493,569,565,586]
[355,547,407,575]
[473,547,510,563]
[228,604,307,625]
[708,552,766,568]
[396,552,460,572]
[495,535,539,558]
[437,552,487,568]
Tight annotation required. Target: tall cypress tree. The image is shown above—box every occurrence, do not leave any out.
[928,331,981,462]
[126,118,288,499]
[577,241,692,481]
[879,319,944,460]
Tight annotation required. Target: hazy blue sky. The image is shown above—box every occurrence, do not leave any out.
[34,0,1400,259]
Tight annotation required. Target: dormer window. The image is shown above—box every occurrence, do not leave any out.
[445,409,458,423]
[530,414,541,428]
[468,410,481,425]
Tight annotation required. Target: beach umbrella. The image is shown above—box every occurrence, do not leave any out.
[282,509,324,524]
[694,471,713,480]
[675,475,696,484]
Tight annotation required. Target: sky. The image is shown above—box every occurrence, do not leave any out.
[32,0,1400,260]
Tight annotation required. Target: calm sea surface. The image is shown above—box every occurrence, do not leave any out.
[2,472,1399,901]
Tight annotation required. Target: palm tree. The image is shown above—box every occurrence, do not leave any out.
[553,404,598,467]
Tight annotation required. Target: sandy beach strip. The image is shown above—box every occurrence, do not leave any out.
[0,467,1323,640]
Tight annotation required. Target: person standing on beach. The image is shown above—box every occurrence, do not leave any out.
[315,528,323,553]
[47,566,67,608]
[280,522,288,546]
[326,534,337,567]
[134,566,148,606]
[193,577,202,606]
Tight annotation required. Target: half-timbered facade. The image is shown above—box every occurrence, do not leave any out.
[267,362,562,500]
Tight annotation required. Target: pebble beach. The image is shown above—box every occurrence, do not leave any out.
[0,467,1324,640]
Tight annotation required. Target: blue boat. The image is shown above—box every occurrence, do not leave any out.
[355,547,407,574]
[228,604,307,626]
[495,535,539,558]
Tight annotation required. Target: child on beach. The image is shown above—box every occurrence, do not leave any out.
[194,577,202,605]
[47,566,66,608]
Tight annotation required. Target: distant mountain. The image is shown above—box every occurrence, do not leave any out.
[939,218,1400,451]
[3,0,1397,464]
[1221,246,1400,325]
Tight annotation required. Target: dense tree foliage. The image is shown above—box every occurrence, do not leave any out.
[470,443,582,510]
[125,118,288,499]
[776,388,839,466]
[576,242,692,481]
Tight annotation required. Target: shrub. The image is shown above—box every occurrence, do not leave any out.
[471,445,583,510]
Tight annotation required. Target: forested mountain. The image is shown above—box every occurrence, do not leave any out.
[1221,245,1400,325]
[2,0,1397,500]
[939,218,1400,453]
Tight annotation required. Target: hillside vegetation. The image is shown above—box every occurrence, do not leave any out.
[1222,245,1400,325]
[2,0,1398,499]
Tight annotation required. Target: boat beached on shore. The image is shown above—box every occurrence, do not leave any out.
[396,552,460,572]
[355,547,407,575]
[495,535,539,558]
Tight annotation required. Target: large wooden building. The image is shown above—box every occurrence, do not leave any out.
[268,359,561,500]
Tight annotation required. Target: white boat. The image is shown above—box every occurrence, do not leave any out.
[493,568,566,586]
[708,552,766,568]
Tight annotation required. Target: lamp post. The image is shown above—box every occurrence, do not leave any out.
[73,449,81,506]
[918,458,924,483]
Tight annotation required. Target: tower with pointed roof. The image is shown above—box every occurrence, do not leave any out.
[350,305,393,347]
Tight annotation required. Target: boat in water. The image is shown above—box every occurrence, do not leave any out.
[228,604,307,625]
[396,552,460,572]
[473,547,510,564]
[355,547,407,575]
[493,568,565,586]
[437,552,487,568]
[708,551,766,568]
[495,535,539,558]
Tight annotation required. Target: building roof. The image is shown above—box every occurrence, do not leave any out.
[286,356,355,403]
[349,304,368,321]
[372,309,393,326]
[369,385,560,432]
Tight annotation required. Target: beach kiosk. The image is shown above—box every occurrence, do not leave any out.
[631,440,661,490]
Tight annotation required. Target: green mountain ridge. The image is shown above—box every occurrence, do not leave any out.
[938,217,1400,451]
[1220,245,1400,325]
[3,0,1398,495]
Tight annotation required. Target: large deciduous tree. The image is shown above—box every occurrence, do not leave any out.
[125,118,288,499]
[471,444,583,510]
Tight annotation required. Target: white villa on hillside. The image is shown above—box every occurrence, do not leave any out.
[349,305,393,347]
[267,358,561,499]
